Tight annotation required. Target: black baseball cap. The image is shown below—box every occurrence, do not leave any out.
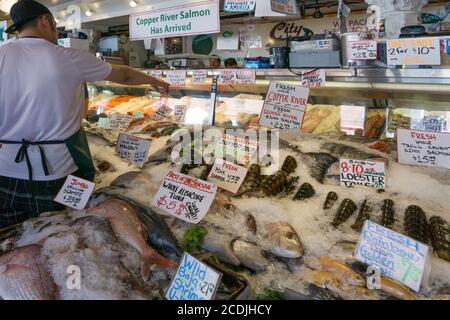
[6,0,52,34]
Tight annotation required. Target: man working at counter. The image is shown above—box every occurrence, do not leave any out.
[0,0,170,228]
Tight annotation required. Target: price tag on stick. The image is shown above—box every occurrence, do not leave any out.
[54,175,96,210]
[166,253,222,300]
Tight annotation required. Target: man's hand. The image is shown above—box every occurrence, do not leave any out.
[106,65,170,94]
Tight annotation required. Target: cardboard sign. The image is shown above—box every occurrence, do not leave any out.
[207,158,248,194]
[355,220,430,292]
[218,69,237,84]
[215,134,259,164]
[235,69,256,84]
[340,159,386,189]
[129,0,220,40]
[397,129,450,169]
[387,38,441,66]
[301,69,326,87]
[191,70,207,83]
[174,105,187,123]
[104,113,134,130]
[54,175,95,210]
[166,253,222,300]
[151,171,217,224]
[224,0,256,12]
[150,70,163,77]
[347,40,377,60]
[116,133,151,167]
[166,70,186,86]
[259,81,309,130]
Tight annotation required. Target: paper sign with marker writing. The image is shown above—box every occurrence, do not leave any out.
[347,40,377,60]
[215,134,259,164]
[224,0,256,12]
[173,105,187,123]
[397,129,450,169]
[218,69,237,84]
[166,70,186,86]
[340,159,386,189]
[259,81,309,130]
[355,220,430,292]
[149,70,163,77]
[301,69,326,87]
[54,175,95,210]
[191,70,207,83]
[236,69,256,84]
[151,171,217,224]
[116,133,151,167]
[104,113,134,130]
[207,158,248,194]
[166,253,222,300]
[387,38,441,65]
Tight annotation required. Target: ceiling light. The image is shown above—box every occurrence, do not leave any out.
[129,1,137,7]
[85,10,92,17]
[0,0,15,13]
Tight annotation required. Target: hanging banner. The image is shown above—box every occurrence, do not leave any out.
[224,0,256,12]
[130,0,220,40]
[270,0,299,15]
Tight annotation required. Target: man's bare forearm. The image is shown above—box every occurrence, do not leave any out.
[106,65,170,93]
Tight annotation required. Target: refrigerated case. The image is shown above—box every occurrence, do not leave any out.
[87,68,450,146]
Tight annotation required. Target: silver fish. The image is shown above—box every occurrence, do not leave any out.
[230,239,269,272]
[265,222,304,258]
[0,245,57,300]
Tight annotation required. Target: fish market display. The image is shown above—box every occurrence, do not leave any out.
[381,199,395,228]
[293,183,315,201]
[351,200,372,231]
[404,205,429,244]
[332,199,357,227]
[323,192,338,210]
[428,216,450,262]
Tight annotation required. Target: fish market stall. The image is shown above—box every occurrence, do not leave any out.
[2,68,448,300]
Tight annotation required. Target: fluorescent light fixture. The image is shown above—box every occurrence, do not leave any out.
[129,0,137,7]
[85,10,92,17]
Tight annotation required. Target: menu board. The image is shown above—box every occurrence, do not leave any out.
[397,129,450,169]
[54,175,95,210]
[116,133,151,167]
[355,220,430,292]
[166,253,222,300]
[347,40,377,60]
[259,81,309,130]
[151,171,217,224]
[207,158,248,194]
[340,159,386,189]
[387,38,441,66]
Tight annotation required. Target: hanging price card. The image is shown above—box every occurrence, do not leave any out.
[218,69,237,84]
[116,133,151,167]
[387,38,441,65]
[301,69,326,87]
[397,129,450,169]
[191,70,207,83]
[236,69,256,84]
[151,171,217,224]
[347,40,377,60]
[340,159,386,189]
[104,113,134,130]
[166,253,222,300]
[54,175,96,210]
[166,70,186,86]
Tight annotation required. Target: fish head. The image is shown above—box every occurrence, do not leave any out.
[265,223,304,258]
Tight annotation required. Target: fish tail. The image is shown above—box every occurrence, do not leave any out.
[141,249,176,280]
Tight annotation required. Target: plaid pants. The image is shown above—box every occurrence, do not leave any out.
[0,171,81,229]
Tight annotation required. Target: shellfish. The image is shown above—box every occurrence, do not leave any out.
[260,171,288,196]
[332,199,357,227]
[380,199,395,228]
[281,156,297,175]
[323,192,338,210]
[293,183,315,201]
[351,200,372,231]
[404,205,429,244]
[428,216,450,262]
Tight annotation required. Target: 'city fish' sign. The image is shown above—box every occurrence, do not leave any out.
[130,0,220,40]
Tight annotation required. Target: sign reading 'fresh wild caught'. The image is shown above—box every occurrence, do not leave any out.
[129,0,220,40]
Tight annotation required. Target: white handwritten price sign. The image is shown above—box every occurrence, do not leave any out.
[236,69,256,84]
[207,158,248,194]
[54,175,96,210]
[104,113,134,130]
[191,70,207,83]
[259,81,309,130]
[301,69,326,87]
[166,70,186,86]
[151,171,217,224]
[355,220,430,292]
[116,133,151,167]
[387,38,441,66]
[224,0,256,12]
[347,40,377,60]
[173,105,187,123]
[411,116,447,133]
[166,253,222,300]
[215,134,259,164]
[397,129,450,169]
[340,159,386,189]
[149,70,163,77]
[218,69,237,84]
